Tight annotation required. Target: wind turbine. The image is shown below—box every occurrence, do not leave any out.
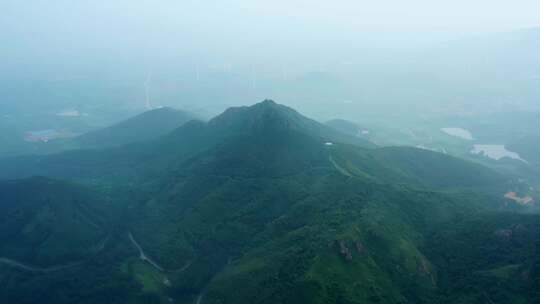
[282,65,288,81]
[144,71,153,110]
[251,65,257,89]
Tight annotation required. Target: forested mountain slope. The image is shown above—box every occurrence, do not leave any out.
[0,100,538,304]
[0,177,110,266]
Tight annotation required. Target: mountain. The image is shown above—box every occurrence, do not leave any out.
[0,107,195,160]
[0,177,109,266]
[333,146,506,189]
[124,109,512,303]
[0,100,374,182]
[75,107,196,149]
[326,119,362,136]
[0,100,538,304]
[207,100,375,148]
[326,118,375,144]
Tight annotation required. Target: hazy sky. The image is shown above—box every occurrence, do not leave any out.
[4,1,540,53]
[1,1,539,116]
[4,0,540,35]
[2,1,540,79]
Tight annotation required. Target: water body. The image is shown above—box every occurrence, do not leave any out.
[471,144,527,163]
[25,129,76,142]
[441,127,474,140]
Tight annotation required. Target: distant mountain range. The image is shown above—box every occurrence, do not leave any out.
[0,100,539,304]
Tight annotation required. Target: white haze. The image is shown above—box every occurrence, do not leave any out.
[1,0,540,119]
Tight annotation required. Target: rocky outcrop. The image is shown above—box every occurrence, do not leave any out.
[339,241,353,262]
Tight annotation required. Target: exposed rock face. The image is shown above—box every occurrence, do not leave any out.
[512,223,527,233]
[331,238,366,262]
[417,258,437,286]
[494,229,513,241]
[339,241,353,262]
[494,224,528,241]
[353,228,366,256]
[355,241,364,254]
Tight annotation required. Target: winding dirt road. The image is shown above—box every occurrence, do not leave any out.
[195,294,204,304]
[0,257,82,273]
[128,232,165,272]
[128,232,193,273]
[0,235,110,273]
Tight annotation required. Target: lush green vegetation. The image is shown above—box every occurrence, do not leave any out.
[0,177,110,265]
[0,101,539,303]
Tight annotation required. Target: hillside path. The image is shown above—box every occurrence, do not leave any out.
[128,232,193,273]
[0,235,109,273]
[329,155,353,177]
[0,257,83,273]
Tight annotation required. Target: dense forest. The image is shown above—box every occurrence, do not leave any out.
[1,101,539,304]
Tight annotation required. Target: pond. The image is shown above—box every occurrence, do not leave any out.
[441,127,474,140]
[471,144,527,163]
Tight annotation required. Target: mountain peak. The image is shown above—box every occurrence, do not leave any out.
[257,99,278,107]
[261,99,277,105]
[209,100,303,133]
[208,100,375,148]
[248,99,291,116]
[76,106,195,148]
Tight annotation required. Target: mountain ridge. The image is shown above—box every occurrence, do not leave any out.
[76,107,196,149]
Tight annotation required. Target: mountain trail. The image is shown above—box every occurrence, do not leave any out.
[0,235,110,273]
[329,155,353,177]
[0,257,83,273]
[128,232,165,272]
[128,232,194,273]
